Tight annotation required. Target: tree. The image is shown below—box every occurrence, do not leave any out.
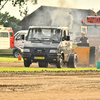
[0,11,22,33]
[0,0,37,16]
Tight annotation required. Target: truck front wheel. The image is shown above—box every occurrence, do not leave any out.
[56,57,63,68]
[24,60,31,67]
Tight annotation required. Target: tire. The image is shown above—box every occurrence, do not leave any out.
[38,62,48,68]
[24,60,30,67]
[13,50,21,58]
[89,46,95,65]
[67,62,70,68]
[67,61,77,68]
[56,57,63,68]
[71,58,77,68]
[67,54,77,68]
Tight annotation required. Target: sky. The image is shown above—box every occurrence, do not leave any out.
[0,0,100,19]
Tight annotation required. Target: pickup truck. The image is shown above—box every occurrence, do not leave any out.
[13,30,28,58]
[23,26,77,68]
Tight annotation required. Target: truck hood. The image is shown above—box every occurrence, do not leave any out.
[24,41,60,49]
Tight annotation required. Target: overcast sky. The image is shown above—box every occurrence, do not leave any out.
[0,0,100,19]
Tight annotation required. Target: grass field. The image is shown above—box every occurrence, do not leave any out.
[0,55,100,72]
[0,67,99,72]
[0,55,23,62]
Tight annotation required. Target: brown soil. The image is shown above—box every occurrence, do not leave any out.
[0,62,100,100]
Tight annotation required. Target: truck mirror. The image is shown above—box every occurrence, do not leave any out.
[62,36,70,41]
[25,35,28,41]
[62,31,67,41]
[66,36,70,41]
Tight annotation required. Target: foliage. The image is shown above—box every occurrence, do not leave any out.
[0,0,37,6]
[0,55,23,62]
[0,56,99,72]
[0,0,37,16]
[0,12,22,33]
[0,0,37,17]
[0,67,99,72]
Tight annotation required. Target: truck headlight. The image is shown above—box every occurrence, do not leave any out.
[49,50,57,53]
[24,49,30,52]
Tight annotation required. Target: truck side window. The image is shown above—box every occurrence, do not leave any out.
[62,30,66,41]
[16,34,24,40]
[16,35,20,40]
[0,33,8,37]
[10,32,13,37]
[21,35,24,40]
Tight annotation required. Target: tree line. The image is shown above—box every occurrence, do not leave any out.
[0,12,22,33]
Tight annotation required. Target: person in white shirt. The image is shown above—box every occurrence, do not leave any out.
[52,29,61,41]
[34,28,44,39]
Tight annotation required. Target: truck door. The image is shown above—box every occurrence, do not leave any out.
[0,31,10,49]
[10,30,14,48]
[62,30,70,61]
[14,34,25,48]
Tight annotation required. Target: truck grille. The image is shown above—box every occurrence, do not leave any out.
[34,49,45,53]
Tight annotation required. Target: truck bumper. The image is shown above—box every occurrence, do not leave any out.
[23,53,61,63]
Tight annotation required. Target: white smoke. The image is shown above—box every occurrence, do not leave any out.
[57,0,78,8]
[51,9,73,29]
[68,13,73,29]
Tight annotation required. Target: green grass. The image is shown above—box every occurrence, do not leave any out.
[0,67,100,72]
[0,55,23,62]
[0,56,100,72]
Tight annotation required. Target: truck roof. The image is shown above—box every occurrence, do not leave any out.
[0,29,9,33]
[14,30,28,36]
[0,26,11,33]
[29,26,69,30]
[17,30,28,34]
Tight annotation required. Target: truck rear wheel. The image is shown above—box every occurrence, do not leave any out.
[38,62,48,68]
[56,57,63,68]
[71,58,77,68]
[24,60,30,67]
[67,54,77,68]
[89,46,95,65]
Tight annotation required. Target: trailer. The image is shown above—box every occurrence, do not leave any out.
[0,27,14,54]
[0,26,28,57]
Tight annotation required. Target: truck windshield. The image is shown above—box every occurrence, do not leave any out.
[27,28,61,42]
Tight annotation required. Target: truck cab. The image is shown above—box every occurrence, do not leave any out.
[14,30,28,48]
[23,26,77,68]
[13,30,28,58]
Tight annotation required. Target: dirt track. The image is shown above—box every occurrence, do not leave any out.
[0,62,100,100]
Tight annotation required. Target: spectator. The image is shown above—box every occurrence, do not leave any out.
[80,32,89,43]
[52,29,61,41]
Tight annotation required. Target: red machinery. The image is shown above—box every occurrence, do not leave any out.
[6,27,14,48]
